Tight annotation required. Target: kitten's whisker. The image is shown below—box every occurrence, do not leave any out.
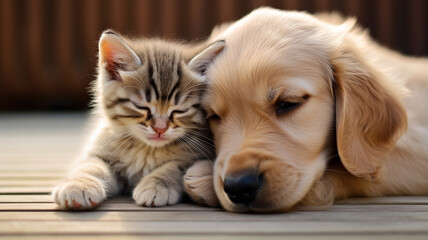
[119,135,137,162]
[178,135,208,160]
[130,69,148,89]
[177,74,208,103]
[93,129,131,155]
[184,129,215,142]
[185,126,213,131]
[177,138,200,161]
[181,83,207,95]
[181,69,207,91]
[124,72,147,91]
[121,85,140,91]
[106,135,134,159]
[179,135,213,161]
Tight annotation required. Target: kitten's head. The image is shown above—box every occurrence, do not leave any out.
[94,30,224,148]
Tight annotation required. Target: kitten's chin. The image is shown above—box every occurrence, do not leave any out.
[139,135,175,148]
[147,137,170,146]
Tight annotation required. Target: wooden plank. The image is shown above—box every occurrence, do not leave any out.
[0,202,427,212]
[0,142,82,149]
[217,0,238,22]
[0,194,426,205]
[1,194,426,205]
[0,195,426,205]
[335,196,428,205]
[0,152,79,159]
[0,173,64,178]
[0,195,132,203]
[0,165,68,171]
[376,0,395,49]
[408,0,428,54]
[0,180,61,187]
[1,211,428,222]
[0,0,17,94]
[0,113,88,128]
[314,0,332,11]
[326,204,428,212]
[0,235,427,240]
[160,0,180,39]
[0,158,75,163]
[81,0,100,62]
[0,220,427,235]
[0,153,79,160]
[0,195,53,203]
[0,186,54,194]
[27,0,47,97]
[55,0,82,95]
[0,170,66,174]
[133,0,153,35]
[108,0,127,32]
[0,177,63,181]
[0,203,219,212]
[187,0,208,39]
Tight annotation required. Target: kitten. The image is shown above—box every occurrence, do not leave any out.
[52,30,225,209]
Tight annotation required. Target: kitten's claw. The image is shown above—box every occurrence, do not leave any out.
[89,199,98,208]
[52,174,105,210]
[184,160,219,207]
[133,177,180,207]
[72,199,82,208]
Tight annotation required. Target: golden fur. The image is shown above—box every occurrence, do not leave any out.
[184,8,428,212]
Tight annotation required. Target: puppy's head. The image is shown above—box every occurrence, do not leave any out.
[193,8,407,212]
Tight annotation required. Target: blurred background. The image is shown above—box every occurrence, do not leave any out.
[0,0,427,111]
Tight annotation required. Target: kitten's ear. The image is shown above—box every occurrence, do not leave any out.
[99,30,141,81]
[188,40,225,79]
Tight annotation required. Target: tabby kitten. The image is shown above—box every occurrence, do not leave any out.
[52,30,225,209]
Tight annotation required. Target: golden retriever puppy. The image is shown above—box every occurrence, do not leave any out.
[184,7,428,212]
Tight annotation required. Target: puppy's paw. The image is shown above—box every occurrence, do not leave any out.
[52,174,106,210]
[184,160,219,207]
[133,177,181,207]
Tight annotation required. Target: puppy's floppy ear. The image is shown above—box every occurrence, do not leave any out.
[332,40,407,181]
[188,40,225,80]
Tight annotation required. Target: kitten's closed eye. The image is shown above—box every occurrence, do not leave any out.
[170,109,189,121]
[132,102,152,119]
[132,102,149,110]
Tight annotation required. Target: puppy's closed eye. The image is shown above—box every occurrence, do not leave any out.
[207,113,221,122]
[274,95,309,116]
[275,101,301,115]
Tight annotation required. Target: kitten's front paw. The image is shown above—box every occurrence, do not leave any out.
[52,174,106,210]
[133,177,181,207]
[184,160,219,207]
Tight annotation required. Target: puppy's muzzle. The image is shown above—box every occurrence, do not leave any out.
[224,173,263,204]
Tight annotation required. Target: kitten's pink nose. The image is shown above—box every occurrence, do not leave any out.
[152,118,169,135]
[152,127,168,135]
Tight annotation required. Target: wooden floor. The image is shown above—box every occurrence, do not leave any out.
[0,113,427,240]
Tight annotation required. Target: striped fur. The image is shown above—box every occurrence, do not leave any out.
[52,31,216,209]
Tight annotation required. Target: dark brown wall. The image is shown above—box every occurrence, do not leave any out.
[1,0,427,111]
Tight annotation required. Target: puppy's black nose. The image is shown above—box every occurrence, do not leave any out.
[224,174,261,204]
